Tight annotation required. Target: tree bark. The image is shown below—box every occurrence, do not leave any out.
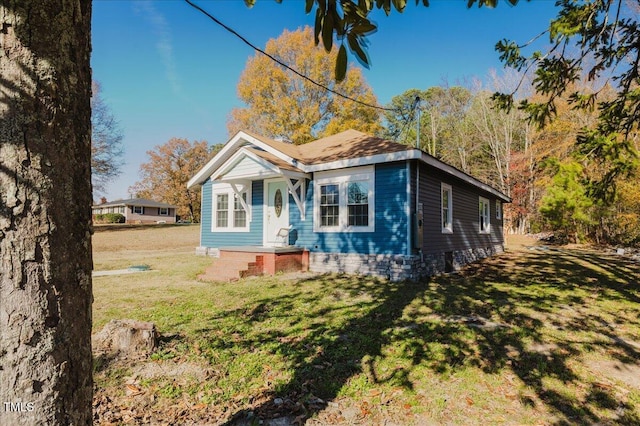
[0,1,93,424]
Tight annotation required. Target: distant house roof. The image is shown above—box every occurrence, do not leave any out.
[188,129,511,203]
[92,198,177,209]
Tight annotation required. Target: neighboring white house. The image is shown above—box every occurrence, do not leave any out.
[92,198,177,224]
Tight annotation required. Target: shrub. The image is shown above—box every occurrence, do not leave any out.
[94,213,125,224]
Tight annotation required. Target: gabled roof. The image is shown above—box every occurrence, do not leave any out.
[93,198,177,209]
[255,129,411,164]
[188,129,511,203]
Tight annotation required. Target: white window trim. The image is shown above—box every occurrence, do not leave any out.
[441,183,453,234]
[313,166,375,233]
[159,207,169,216]
[496,200,502,220]
[479,196,491,234]
[132,205,144,215]
[211,183,251,232]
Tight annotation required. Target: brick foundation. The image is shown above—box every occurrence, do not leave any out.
[197,247,308,281]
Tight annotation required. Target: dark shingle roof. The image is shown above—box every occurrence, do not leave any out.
[93,198,177,209]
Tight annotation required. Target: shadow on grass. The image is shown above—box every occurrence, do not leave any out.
[203,247,640,425]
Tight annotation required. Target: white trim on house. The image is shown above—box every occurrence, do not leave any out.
[284,178,306,221]
[421,153,509,203]
[188,131,299,188]
[211,183,251,233]
[479,196,490,234]
[313,166,375,233]
[239,133,298,167]
[214,148,280,182]
[441,183,453,234]
[188,130,511,205]
[263,178,290,247]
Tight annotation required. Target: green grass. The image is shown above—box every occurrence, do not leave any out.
[92,230,640,425]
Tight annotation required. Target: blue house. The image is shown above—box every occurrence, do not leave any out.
[188,129,510,281]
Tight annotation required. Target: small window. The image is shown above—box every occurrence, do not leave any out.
[159,207,169,216]
[320,184,340,227]
[216,194,229,228]
[233,193,247,228]
[479,197,490,234]
[347,181,369,227]
[133,205,144,215]
[212,185,251,232]
[441,183,453,233]
[496,200,502,220]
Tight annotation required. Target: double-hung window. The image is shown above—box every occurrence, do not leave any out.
[347,181,369,226]
[479,196,490,234]
[496,200,502,220]
[314,166,374,232]
[159,207,169,216]
[441,183,453,233]
[212,184,250,232]
[320,184,340,227]
[132,205,144,215]
[233,193,248,228]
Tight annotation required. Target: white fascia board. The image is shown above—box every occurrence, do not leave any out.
[419,153,511,203]
[302,150,421,173]
[281,170,311,180]
[302,148,510,203]
[212,148,280,181]
[187,132,251,188]
[237,133,299,167]
[187,131,301,188]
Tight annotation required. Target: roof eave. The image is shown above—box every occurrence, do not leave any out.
[187,130,301,188]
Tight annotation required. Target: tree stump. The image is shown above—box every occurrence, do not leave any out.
[93,319,158,358]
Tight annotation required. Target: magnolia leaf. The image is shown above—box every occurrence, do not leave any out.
[322,11,334,52]
[353,22,377,34]
[336,44,348,82]
[347,33,370,67]
[377,0,391,15]
[392,0,407,12]
[305,0,314,14]
[314,8,323,45]
[243,0,256,8]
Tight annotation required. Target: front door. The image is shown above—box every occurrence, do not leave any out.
[264,180,289,246]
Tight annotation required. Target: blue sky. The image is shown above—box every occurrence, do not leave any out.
[92,0,559,201]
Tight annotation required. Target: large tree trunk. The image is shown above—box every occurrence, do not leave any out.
[0,1,93,424]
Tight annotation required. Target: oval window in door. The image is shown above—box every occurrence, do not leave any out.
[274,189,283,217]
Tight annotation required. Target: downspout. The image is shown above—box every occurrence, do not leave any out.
[415,97,422,258]
[406,162,412,256]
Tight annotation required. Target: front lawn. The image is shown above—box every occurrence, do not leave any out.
[92,228,640,425]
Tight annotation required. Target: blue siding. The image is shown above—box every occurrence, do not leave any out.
[291,162,409,255]
[200,179,263,247]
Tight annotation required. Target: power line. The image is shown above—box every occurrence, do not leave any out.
[184,0,397,113]
[395,97,420,144]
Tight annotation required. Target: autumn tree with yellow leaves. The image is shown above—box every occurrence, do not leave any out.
[228,26,382,144]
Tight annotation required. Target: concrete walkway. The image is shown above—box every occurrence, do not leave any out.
[92,268,152,277]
